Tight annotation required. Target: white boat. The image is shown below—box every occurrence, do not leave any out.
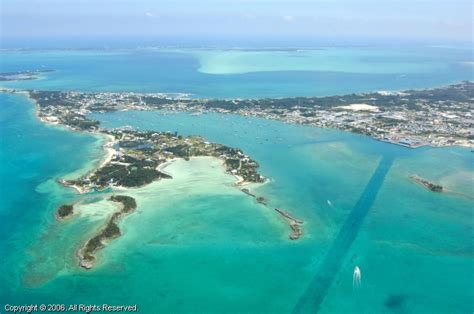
[353,266,361,288]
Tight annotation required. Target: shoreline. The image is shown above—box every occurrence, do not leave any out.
[77,195,137,269]
[5,88,473,151]
[97,134,117,170]
[24,91,119,181]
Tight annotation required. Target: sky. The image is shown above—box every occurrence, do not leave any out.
[1,0,473,44]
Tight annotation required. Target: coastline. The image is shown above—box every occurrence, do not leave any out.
[97,134,117,170]
[23,91,118,182]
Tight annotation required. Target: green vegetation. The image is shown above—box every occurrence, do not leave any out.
[103,222,121,238]
[56,204,74,219]
[411,176,444,193]
[79,195,138,268]
[86,159,172,189]
[109,195,137,213]
[64,128,264,192]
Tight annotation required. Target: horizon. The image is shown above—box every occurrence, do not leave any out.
[1,35,473,50]
[1,0,473,49]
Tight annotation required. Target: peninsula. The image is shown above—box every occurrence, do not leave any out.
[59,128,265,194]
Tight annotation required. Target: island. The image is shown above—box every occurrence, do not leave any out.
[411,175,443,192]
[0,69,54,81]
[56,204,74,220]
[78,195,137,269]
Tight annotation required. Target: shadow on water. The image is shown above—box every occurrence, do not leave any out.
[292,155,395,313]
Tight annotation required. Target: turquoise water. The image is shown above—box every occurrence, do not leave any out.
[1,46,473,98]
[0,93,107,297]
[0,46,473,313]
[90,110,473,313]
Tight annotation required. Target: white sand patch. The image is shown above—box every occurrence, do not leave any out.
[337,103,380,112]
[124,156,240,202]
[75,198,118,222]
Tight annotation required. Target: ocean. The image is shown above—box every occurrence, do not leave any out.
[1,45,473,98]
[0,45,473,313]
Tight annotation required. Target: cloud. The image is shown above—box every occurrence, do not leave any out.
[145,12,155,18]
[282,15,295,22]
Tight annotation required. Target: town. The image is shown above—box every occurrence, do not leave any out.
[12,81,473,149]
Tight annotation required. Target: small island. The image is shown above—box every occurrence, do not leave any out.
[0,69,54,81]
[56,204,74,220]
[411,175,443,192]
[78,195,137,269]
